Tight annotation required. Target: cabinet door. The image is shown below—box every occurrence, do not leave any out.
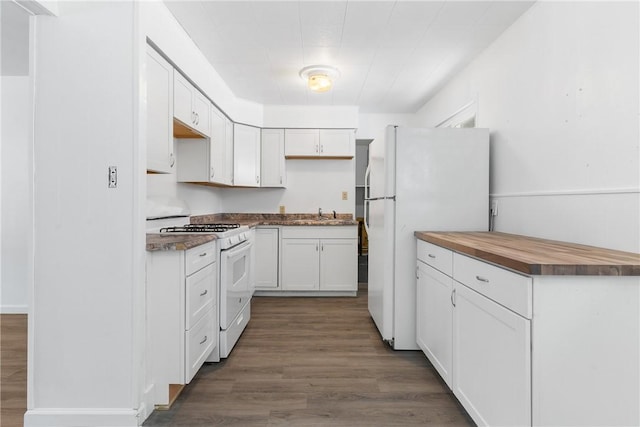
[453,282,531,427]
[173,71,194,128]
[209,106,227,184]
[281,239,319,290]
[146,46,174,173]
[234,124,261,187]
[416,261,452,388]
[319,239,357,291]
[192,89,211,137]
[284,129,319,157]
[261,129,286,187]
[224,118,234,185]
[254,228,279,289]
[319,129,354,158]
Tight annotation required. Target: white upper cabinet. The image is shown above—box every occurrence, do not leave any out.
[210,106,233,186]
[318,129,354,157]
[261,129,286,187]
[173,71,211,138]
[233,123,261,187]
[146,46,174,173]
[285,128,354,159]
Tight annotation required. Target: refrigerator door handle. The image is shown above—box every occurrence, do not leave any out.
[363,198,369,236]
[364,163,371,201]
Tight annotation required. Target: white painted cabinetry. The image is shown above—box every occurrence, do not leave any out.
[173,71,211,137]
[254,228,279,289]
[210,107,233,186]
[284,128,354,158]
[145,46,174,173]
[233,123,261,187]
[261,129,286,187]
[416,237,640,427]
[146,242,218,406]
[281,226,357,293]
[416,241,454,387]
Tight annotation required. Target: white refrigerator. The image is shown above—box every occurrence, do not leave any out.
[364,125,489,350]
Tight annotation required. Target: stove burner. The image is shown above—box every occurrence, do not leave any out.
[160,223,241,233]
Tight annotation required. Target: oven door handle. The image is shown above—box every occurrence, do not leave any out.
[223,239,253,258]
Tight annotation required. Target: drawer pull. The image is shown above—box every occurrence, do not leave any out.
[200,289,208,296]
[199,252,208,257]
[451,288,456,307]
[200,335,207,345]
[428,254,436,259]
[237,314,244,325]
[476,275,490,283]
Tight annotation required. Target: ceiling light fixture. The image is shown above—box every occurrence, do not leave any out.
[299,65,340,93]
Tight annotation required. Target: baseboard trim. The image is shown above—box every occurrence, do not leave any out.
[1,304,28,314]
[24,408,142,427]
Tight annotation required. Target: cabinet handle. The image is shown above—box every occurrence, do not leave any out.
[210,167,215,178]
[320,144,324,153]
[428,254,436,259]
[416,266,419,279]
[451,288,456,307]
[195,112,200,125]
[315,144,319,153]
[199,252,208,257]
[476,275,490,283]
[256,175,260,184]
[316,244,319,251]
[200,289,208,296]
[321,243,324,251]
[169,153,175,167]
[200,335,207,345]
[280,176,282,185]
[191,111,196,124]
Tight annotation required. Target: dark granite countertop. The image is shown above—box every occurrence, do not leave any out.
[190,213,358,227]
[146,234,217,252]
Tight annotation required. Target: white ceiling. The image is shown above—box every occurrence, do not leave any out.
[164,0,534,113]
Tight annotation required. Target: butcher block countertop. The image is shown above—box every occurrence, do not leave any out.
[415,231,640,276]
[146,234,216,252]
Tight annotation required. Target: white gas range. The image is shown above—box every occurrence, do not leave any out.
[150,218,254,361]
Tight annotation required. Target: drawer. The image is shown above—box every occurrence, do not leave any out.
[185,261,216,329]
[185,241,216,276]
[185,308,215,383]
[417,240,453,276]
[453,253,532,318]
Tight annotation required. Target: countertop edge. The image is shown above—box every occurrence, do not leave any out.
[415,231,640,276]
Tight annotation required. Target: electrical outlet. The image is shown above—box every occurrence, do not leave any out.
[108,166,117,188]
[279,205,285,214]
[491,200,498,216]
[342,191,348,200]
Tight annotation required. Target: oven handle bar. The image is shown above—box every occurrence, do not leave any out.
[222,239,253,257]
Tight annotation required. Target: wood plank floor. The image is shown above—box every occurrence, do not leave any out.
[1,314,27,427]
[144,285,473,426]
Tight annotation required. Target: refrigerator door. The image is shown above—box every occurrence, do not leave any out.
[392,127,489,350]
[367,126,397,343]
[367,197,395,343]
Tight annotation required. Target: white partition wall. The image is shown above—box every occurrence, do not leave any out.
[413,1,640,253]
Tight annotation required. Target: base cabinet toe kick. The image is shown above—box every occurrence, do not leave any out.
[415,234,640,427]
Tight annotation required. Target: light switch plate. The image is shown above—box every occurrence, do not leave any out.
[108,166,117,188]
[342,191,348,200]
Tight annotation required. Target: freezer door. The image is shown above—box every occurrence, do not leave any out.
[367,197,395,344]
[368,125,396,199]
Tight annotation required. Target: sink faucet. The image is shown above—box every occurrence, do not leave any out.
[333,210,337,219]
[318,207,323,218]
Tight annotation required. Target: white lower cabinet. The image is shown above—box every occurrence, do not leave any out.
[146,241,218,406]
[280,226,357,293]
[416,260,452,388]
[254,227,279,289]
[416,238,640,427]
[452,281,531,427]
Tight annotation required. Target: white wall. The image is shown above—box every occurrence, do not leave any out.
[222,159,355,215]
[1,76,31,313]
[414,1,640,253]
[356,113,413,140]
[263,105,358,129]
[27,2,144,425]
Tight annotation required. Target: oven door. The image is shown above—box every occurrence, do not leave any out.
[220,239,252,330]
